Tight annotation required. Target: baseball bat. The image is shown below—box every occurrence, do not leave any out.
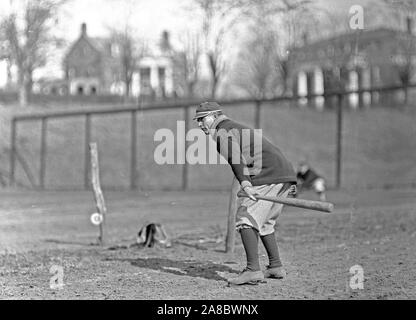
[237,191,334,213]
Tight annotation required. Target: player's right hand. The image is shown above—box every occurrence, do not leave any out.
[244,187,258,201]
[243,186,258,201]
[288,184,297,196]
[241,181,258,201]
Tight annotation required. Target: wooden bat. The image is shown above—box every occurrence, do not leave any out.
[237,191,334,213]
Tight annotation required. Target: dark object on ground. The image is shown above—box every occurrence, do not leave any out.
[137,223,172,248]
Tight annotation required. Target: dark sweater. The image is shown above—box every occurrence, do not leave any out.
[214,119,297,186]
[297,168,320,188]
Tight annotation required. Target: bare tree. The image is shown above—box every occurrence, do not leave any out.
[103,0,148,99]
[275,3,325,94]
[0,34,12,88]
[188,0,253,98]
[230,0,317,97]
[109,26,147,99]
[175,31,202,98]
[0,0,66,106]
[232,27,282,98]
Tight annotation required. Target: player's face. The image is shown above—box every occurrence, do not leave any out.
[197,114,215,135]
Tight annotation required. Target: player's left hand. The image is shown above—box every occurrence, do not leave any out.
[288,184,297,196]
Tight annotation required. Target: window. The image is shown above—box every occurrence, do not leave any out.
[140,67,151,94]
[158,67,166,97]
[372,66,381,84]
[140,67,151,85]
[158,67,166,78]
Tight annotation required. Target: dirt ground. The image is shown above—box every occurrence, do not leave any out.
[0,188,415,300]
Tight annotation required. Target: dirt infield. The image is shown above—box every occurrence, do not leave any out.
[1,188,415,299]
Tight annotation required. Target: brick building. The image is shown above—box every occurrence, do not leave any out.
[63,23,175,98]
[287,25,416,108]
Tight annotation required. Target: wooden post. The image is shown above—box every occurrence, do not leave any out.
[39,117,48,189]
[89,142,107,245]
[225,178,239,253]
[130,110,137,190]
[9,118,16,187]
[84,114,91,189]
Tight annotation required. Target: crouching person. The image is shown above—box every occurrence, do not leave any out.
[296,161,327,202]
[193,102,297,285]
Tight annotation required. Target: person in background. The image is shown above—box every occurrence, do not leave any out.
[296,161,327,202]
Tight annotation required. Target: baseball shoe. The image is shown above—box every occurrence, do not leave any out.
[227,269,266,286]
[263,266,286,279]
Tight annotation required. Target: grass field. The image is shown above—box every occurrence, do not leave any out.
[1,188,415,299]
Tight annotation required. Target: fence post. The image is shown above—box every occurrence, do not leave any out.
[39,117,48,189]
[84,114,91,190]
[254,100,261,129]
[90,142,107,245]
[182,106,189,190]
[130,110,137,190]
[335,94,343,189]
[9,118,16,187]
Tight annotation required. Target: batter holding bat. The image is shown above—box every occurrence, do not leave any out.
[193,101,298,285]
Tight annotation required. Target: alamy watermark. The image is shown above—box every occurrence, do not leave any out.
[49,265,64,290]
[349,5,364,30]
[154,121,263,175]
[349,264,364,290]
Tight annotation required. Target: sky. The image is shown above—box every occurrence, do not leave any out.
[57,0,196,42]
[0,0,374,84]
[57,0,369,41]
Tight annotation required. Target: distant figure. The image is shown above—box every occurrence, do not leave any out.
[296,161,327,202]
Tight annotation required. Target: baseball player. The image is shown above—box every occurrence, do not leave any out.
[296,161,327,202]
[193,101,297,285]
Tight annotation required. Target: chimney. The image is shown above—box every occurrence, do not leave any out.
[406,17,413,34]
[81,23,87,36]
[160,30,171,52]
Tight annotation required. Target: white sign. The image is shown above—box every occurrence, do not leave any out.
[90,212,103,226]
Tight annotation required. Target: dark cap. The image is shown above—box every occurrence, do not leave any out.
[193,101,222,120]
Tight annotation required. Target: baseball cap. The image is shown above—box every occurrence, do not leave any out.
[193,101,222,120]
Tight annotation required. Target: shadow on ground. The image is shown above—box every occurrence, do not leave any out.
[44,239,100,246]
[109,257,240,281]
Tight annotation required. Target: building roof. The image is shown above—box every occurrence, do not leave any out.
[88,37,110,55]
